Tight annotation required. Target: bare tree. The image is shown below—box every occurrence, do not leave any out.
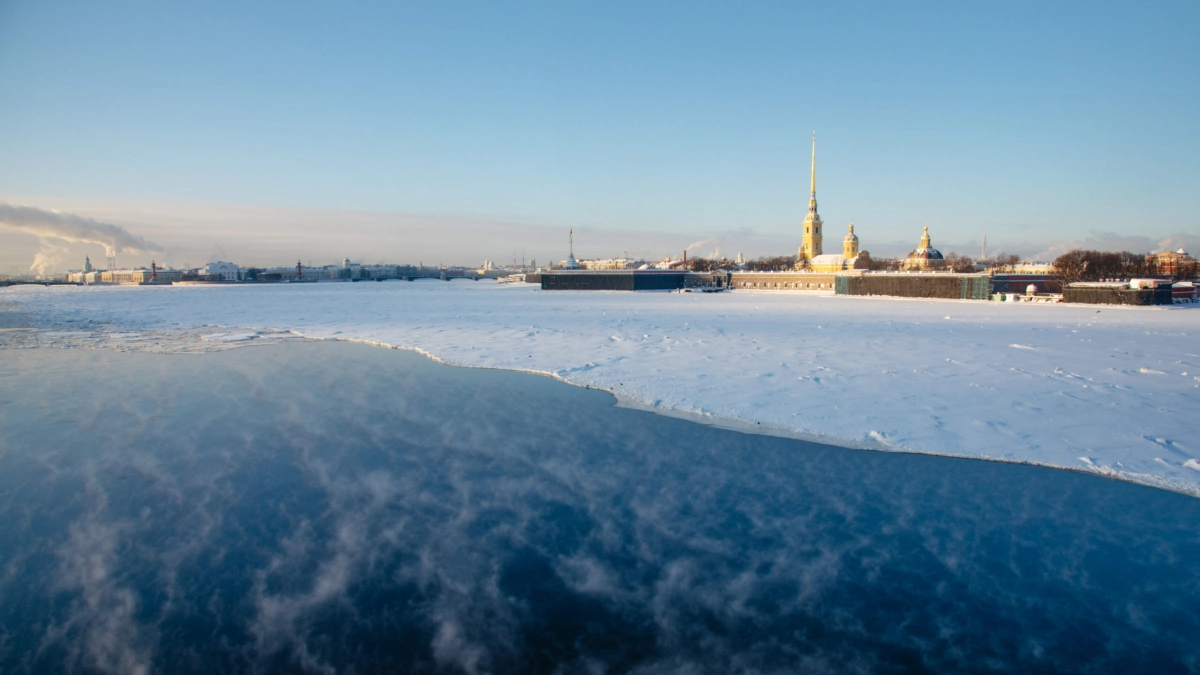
[1053,250,1153,282]
[943,252,977,273]
[747,255,798,271]
[865,256,901,271]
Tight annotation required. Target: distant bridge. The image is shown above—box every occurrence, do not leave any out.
[353,268,489,282]
[0,280,80,287]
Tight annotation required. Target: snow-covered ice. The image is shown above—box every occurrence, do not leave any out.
[4,281,1200,496]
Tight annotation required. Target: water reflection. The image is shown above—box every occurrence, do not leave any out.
[0,342,1197,673]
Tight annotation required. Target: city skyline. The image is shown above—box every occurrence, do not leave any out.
[1,1,1197,273]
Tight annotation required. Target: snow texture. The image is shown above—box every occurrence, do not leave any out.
[4,281,1199,497]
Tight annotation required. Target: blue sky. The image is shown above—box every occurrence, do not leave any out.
[1,1,1197,271]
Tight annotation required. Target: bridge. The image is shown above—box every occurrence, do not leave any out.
[0,279,80,287]
[351,267,491,282]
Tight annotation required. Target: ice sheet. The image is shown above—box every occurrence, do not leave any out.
[4,281,1199,496]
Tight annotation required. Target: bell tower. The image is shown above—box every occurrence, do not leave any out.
[798,132,823,263]
[843,222,859,259]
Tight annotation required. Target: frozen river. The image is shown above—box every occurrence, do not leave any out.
[1,341,1197,673]
[3,281,1200,496]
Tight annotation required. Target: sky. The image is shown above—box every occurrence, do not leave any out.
[1,0,1197,274]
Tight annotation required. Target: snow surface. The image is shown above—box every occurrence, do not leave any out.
[4,281,1200,496]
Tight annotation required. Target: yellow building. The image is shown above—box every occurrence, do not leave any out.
[806,223,869,272]
[794,135,867,273]
[796,133,823,265]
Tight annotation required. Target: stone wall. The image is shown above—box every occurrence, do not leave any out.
[727,272,838,291]
[1063,286,1173,306]
[836,274,991,300]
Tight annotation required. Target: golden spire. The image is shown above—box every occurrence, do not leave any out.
[797,131,824,263]
[809,131,816,197]
[919,223,931,249]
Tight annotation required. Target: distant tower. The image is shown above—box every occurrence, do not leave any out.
[843,222,859,259]
[564,228,580,269]
[798,132,823,262]
[83,256,93,273]
[981,233,988,260]
[342,257,350,269]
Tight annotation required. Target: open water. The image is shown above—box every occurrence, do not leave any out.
[0,341,1197,673]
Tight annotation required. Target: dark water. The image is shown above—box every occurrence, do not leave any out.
[0,342,1198,674]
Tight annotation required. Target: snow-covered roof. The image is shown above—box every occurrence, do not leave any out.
[809,254,846,265]
[907,247,944,261]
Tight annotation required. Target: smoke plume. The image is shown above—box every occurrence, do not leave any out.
[0,203,162,273]
[684,236,723,259]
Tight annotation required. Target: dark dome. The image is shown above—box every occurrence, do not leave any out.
[907,248,944,261]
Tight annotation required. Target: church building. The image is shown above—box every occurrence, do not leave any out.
[902,225,947,270]
[795,134,868,273]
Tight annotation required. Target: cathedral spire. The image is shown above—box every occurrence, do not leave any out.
[797,132,824,263]
[809,132,817,198]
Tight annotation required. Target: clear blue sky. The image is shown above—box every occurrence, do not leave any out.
[1,1,1197,270]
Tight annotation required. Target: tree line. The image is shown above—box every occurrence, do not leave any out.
[672,249,1196,281]
[1052,250,1196,282]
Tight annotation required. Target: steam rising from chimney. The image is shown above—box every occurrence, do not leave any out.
[0,203,162,275]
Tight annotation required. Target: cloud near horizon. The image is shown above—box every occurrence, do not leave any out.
[1030,231,1200,263]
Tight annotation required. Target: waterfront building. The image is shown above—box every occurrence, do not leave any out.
[580,258,643,270]
[1004,262,1057,274]
[1149,248,1196,276]
[66,256,183,284]
[902,225,947,271]
[730,271,840,290]
[99,267,183,284]
[202,261,242,281]
[65,256,95,283]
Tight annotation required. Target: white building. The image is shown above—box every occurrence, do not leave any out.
[203,261,242,281]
